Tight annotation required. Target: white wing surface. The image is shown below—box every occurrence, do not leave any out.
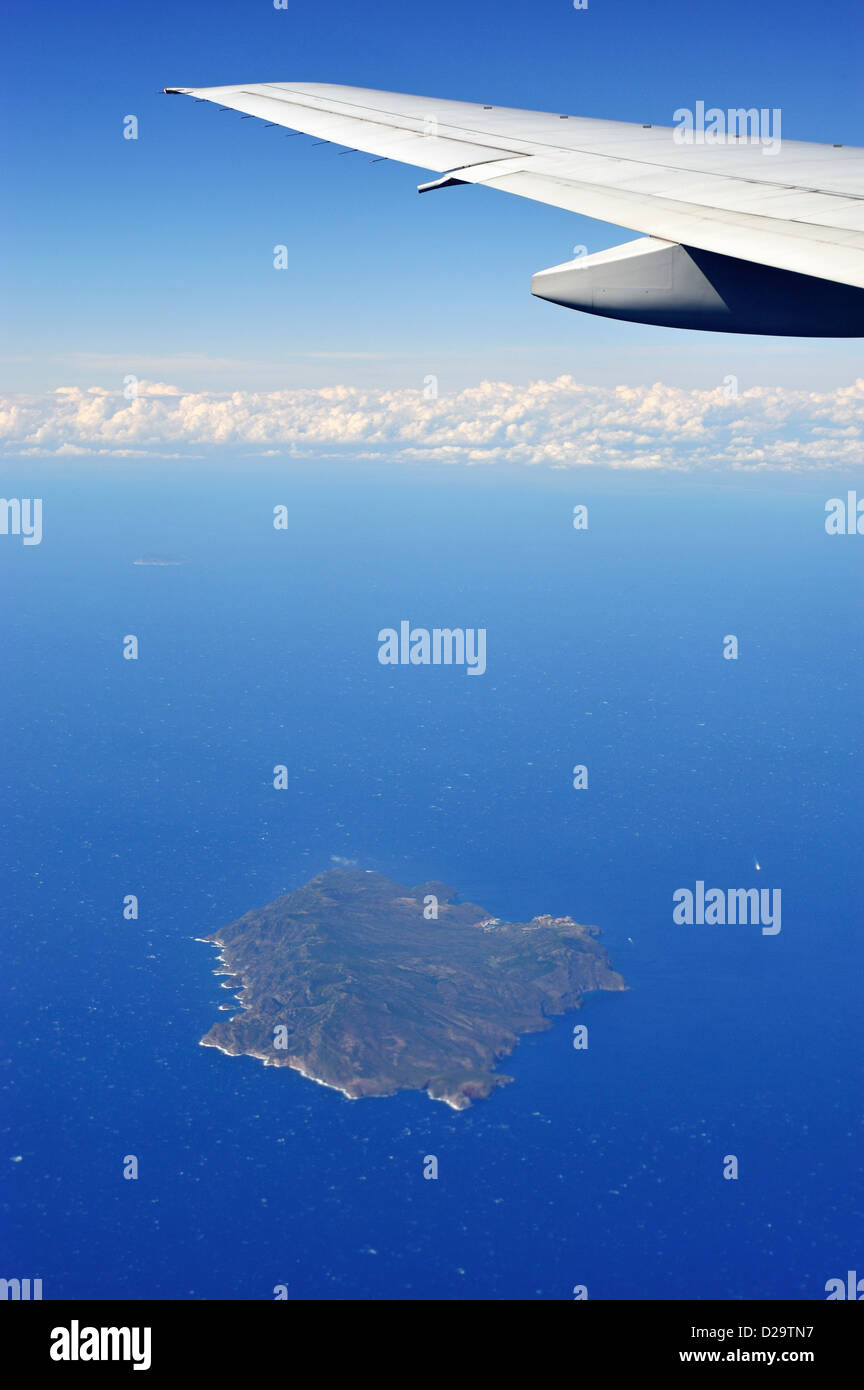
[165,83,864,334]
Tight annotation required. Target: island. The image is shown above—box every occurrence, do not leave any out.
[198,868,626,1109]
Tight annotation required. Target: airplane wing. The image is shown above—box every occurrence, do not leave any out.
[164,82,864,335]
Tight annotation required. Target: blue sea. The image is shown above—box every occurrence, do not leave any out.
[1,462,862,1300]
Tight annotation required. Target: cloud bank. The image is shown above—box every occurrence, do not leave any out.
[2,375,863,470]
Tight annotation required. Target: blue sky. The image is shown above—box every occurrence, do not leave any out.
[2,0,863,464]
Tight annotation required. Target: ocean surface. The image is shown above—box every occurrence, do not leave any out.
[1,461,862,1300]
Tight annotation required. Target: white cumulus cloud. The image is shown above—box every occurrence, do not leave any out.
[1,375,863,470]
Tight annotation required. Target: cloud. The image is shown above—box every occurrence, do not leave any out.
[1,376,863,470]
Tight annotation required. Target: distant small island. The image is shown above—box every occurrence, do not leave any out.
[198,868,626,1109]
